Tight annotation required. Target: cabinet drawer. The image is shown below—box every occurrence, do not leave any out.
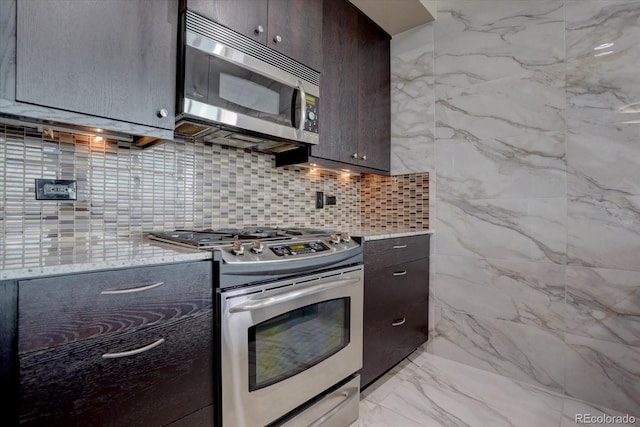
[364,258,429,323]
[361,301,428,387]
[165,405,215,427]
[18,262,212,354]
[19,310,214,427]
[364,235,429,269]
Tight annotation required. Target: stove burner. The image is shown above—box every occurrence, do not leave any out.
[149,227,337,248]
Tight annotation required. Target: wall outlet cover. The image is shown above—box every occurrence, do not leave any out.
[316,191,324,209]
[326,195,337,205]
[35,179,77,200]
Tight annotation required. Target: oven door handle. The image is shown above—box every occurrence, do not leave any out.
[308,386,359,427]
[228,277,360,313]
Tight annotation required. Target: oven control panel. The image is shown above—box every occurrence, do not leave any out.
[218,236,360,264]
[270,241,329,257]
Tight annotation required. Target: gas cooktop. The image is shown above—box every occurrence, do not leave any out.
[148,227,339,249]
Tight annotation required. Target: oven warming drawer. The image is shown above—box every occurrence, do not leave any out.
[279,375,360,427]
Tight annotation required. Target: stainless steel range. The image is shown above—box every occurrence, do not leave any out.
[149,228,363,427]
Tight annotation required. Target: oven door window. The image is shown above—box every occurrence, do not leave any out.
[248,298,350,391]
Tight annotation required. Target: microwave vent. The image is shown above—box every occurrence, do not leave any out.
[175,121,210,137]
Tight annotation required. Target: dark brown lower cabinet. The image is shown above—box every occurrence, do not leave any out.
[15,261,215,427]
[165,405,215,427]
[361,235,430,389]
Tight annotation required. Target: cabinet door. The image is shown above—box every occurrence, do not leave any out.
[358,15,391,172]
[15,0,177,130]
[267,0,322,71]
[20,311,214,427]
[312,0,358,163]
[187,0,268,45]
[362,301,428,388]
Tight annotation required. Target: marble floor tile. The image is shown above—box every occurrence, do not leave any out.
[561,397,639,427]
[356,347,640,427]
[351,399,426,427]
[361,351,564,427]
[564,333,640,416]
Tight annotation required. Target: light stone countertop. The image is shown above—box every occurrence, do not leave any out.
[345,228,434,241]
[0,234,212,281]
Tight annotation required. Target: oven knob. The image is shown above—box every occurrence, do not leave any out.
[329,233,340,245]
[250,240,264,254]
[231,241,244,256]
[341,233,351,243]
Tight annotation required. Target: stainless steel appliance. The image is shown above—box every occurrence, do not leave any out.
[176,10,320,153]
[149,228,363,426]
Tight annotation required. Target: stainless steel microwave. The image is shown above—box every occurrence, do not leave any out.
[176,10,320,153]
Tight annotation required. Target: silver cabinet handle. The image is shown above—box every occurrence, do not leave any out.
[254,25,264,35]
[308,386,359,427]
[393,244,407,249]
[156,108,168,118]
[361,155,367,161]
[229,277,361,313]
[392,318,406,327]
[102,338,165,359]
[273,34,282,43]
[101,282,164,295]
[351,153,358,159]
[393,270,407,276]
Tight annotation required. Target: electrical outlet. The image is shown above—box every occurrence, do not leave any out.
[35,179,77,200]
[316,191,324,209]
[326,195,337,205]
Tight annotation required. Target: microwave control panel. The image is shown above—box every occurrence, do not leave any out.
[304,94,319,134]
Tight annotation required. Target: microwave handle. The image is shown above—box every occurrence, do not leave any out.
[229,277,360,313]
[292,81,307,134]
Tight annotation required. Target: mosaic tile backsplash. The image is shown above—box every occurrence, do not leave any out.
[0,125,361,242]
[360,172,429,229]
[0,124,429,249]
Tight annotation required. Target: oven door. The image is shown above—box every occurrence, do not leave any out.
[220,266,363,427]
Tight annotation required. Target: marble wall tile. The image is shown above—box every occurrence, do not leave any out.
[568,123,640,198]
[436,130,566,200]
[566,266,640,347]
[564,333,640,416]
[379,353,564,427]
[427,308,567,391]
[436,67,566,141]
[568,195,640,272]
[435,0,564,96]
[434,254,565,332]
[391,24,434,175]
[566,0,640,129]
[435,197,566,265]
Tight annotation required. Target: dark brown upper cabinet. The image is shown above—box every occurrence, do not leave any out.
[185,0,322,71]
[313,0,359,164]
[357,14,391,172]
[14,0,178,131]
[309,0,391,174]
